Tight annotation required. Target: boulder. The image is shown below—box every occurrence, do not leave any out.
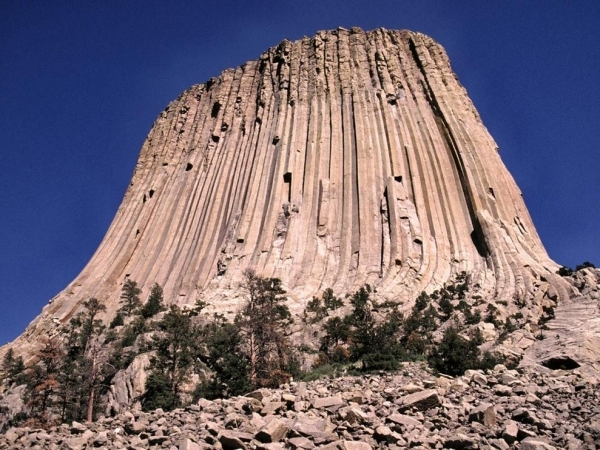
[256,418,289,443]
[397,389,441,412]
[468,403,496,426]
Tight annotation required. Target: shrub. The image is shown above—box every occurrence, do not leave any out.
[109,313,124,329]
[575,261,596,271]
[299,363,351,382]
[438,297,454,320]
[557,266,573,276]
[479,351,502,371]
[142,372,180,411]
[428,325,481,376]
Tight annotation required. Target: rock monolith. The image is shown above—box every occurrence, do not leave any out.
[3,27,599,371]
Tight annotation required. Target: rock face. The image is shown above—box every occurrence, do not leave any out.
[2,363,600,449]
[106,353,152,415]
[2,27,598,367]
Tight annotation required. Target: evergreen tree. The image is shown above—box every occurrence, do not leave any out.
[346,285,405,371]
[414,291,430,311]
[401,292,439,356]
[438,296,454,320]
[575,261,596,271]
[197,320,251,399]
[119,279,142,316]
[23,338,63,427]
[428,324,481,376]
[143,372,179,411]
[79,298,106,351]
[304,288,344,323]
[305,296,325,322]
[320,316,351,362]
[2,348,25,385]
[237,270,295,389]
[81,338,116,422]
[109,312,124,329]
[143,304,203,411]
[361,309,405,371]
[121,314,149,347]
[322,288,344,311]
[140,283,166,318]
[58,298,110,422]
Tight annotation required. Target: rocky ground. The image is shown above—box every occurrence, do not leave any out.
[1,362,599,449]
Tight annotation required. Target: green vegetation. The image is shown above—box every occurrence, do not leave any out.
[558,261,596,276]
[304,287,344,323]
[346,285,406,371]
[236,270,296,388]
[3,295,124,426]
[119,279,142,316]
[576,261,596,271]
[1,348,25,385]
[109,312,124,329]
[309,272,502,377]
[428,325,499,376]
[140,283,167,319]
[1,270,510,427]
[142,304,203,411]
[197,320,251,399]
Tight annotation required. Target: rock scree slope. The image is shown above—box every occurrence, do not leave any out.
[2,363,600,449]
[3,27,599,370]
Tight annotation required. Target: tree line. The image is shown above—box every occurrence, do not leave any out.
[1,270,504,429]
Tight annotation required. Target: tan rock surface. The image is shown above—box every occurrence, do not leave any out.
[1,27,596,369]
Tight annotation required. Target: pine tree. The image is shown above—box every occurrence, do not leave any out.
[140,283,166,318]
[2,348,25,385]
[58,298,111,422]
[23,338,63,427]
[81,338,115,422]
[143,304,203,411]
[238,270,295,389]
[319,316,351,363]
[304,288,344,323]
[346,286,405,371]
[401,292,439,356]
[109,312,124,328]
[121,315,148,348]
[438,296,454,320]
[119,279,142,316]
[198,320,251,399]
[80,298,106,351]
[322,288,344,311]
[428,324,481,376]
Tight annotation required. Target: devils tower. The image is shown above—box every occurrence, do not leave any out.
[4,27,599,370]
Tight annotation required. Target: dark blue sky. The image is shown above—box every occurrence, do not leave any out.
[1,1,599,346]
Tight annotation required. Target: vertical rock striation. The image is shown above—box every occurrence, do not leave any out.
[6,28,596,366]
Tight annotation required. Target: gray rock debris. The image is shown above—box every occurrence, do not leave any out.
[1,362,599,449]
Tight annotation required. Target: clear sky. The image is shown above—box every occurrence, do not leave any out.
[1,1,599,346]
